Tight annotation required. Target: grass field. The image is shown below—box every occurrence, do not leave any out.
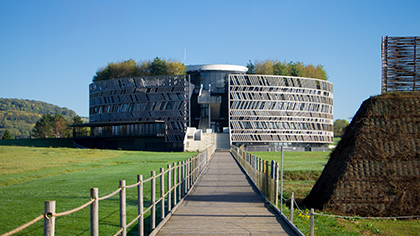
[0,139,197,235]
[2,139,419,236]
[257,150,420,236]
[255,151,329,199]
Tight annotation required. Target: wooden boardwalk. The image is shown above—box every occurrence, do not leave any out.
[156,151,298,235]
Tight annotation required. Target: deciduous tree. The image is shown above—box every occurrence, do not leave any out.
[93,59,141,82]
[254,59,275,75]
[32,114,70,138]
[334,119,349,137]
[166,59,187,75]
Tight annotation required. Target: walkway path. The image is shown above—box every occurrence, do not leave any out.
[156,151,298,235]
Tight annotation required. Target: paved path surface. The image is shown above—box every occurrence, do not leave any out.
[156,151,298,235]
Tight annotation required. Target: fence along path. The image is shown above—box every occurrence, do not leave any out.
[155,151,298,235]
[2,146,215,236]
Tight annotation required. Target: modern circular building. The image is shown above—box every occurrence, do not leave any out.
[228,74,333,150]
[74,64,333,151]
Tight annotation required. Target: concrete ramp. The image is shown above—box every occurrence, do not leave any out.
[156,151,298,235]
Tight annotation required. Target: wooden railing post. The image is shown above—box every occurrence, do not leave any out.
[183,161,187,195]
[44,201,55,236]
[138,175,144,236]
[265,160,269,195]
[290,192,294,223]
[271,160,275,179]
[167,165,172,212]
[119,180,126,236]
[280,146,284,213]
[310,208,315,236]
[160,168,165,220]
[192,157,195,184]
[185,160,189,191]
[190,159,192,188]
[180,161,183,198]
[274,162,279,207]
[192,157,199,184]
[90,188,99,236]
[177,162,181,200]
[173,163,177,206]
[151,171,156,230]
[188,159,191,189]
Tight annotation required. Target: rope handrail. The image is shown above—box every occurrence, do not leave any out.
[125,181,141,189]
[290,196,420,220]
[314,211,420,220]
[112,227,124,236]
[53,199,95,218]
[127,214,142,228]
[3,145,215,236]
[234,144,420,236]
[97,187,122,201]
[2,199,95,236]
[143,203,154,215]
[282,196,291,201]
[114,154,206,190]
[1,214,44,236]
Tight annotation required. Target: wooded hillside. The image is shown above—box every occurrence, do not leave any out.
[0,98,77,139]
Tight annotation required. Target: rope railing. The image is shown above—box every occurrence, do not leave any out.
[231,145,420,236]
[281,192,420,236]
[1,215,44,236]
[289,196,420,220]
[53,199,95,218]
[1,145,215,236]
[230,145,279,205]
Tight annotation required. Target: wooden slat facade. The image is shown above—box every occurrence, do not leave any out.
[382,36,420,93]
[228,74,334,144]
[89,75,193,143]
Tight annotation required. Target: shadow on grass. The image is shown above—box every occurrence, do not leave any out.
[0,138,74,148]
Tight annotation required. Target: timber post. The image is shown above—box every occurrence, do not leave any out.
[151,171,156,230]
[160,168,165,220]
[119,180,126,236]
[167,165,172,213]
[90,188,99,236]
[44,201,55,236]
[290,192,294,223]
[138,175,144,236]
[310,208,315,236]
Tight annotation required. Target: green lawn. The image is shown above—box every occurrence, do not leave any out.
[255,151,330,171]
[2,140,419,236]
[255,151,329,200]
[0,141,197,235]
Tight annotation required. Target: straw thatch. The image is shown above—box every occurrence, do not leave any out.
[303,92,420,217]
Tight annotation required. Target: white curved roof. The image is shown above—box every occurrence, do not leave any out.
[186,64,248,73]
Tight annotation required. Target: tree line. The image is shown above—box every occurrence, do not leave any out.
[93,58,329,82]
[30,114,85,138]
[246,60,328,80]
[93,57,187,82]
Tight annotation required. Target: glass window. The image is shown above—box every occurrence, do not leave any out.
[210,72,216,88]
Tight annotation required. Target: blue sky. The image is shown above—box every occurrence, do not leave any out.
[0,0,418,120]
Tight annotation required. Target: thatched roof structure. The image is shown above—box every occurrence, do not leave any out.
[303,92,420,217]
